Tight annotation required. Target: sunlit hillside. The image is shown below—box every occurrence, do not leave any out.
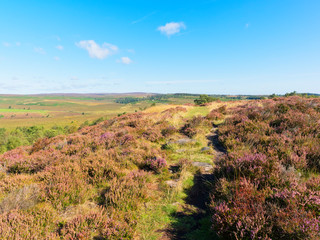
[1,96,320,239]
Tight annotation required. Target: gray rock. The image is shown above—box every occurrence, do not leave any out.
[192,162,213,172]
[165,180,179,188]
[176,149,186,153]
[174,138,196,145]
[201,147,211,152]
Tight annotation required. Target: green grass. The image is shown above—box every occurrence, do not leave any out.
[136,115,217,239]
[0,108,47,113]
[185,106,210,118]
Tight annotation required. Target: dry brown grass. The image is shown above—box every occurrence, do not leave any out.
[0,184,40,213]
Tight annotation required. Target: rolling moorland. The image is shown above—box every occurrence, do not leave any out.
[0,93,260,154]
[0,94,320,239]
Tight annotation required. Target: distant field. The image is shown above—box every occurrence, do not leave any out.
[0,109,47,113]
[0,94,201,129]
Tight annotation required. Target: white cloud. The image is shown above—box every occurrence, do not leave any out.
[76,40,118,59]
[56,45,64,50]
[2,42,21,47]
[34,47,46,54]
[70,76,78,80]
[3,42,11,47]
[53,56,60,61]
[157,22,186,36]
[146,80,218,85]
[119,57,133,64]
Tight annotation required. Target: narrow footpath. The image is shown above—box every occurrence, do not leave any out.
[162,125,227,240]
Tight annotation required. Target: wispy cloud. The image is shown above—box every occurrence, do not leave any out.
[53,56,60,61]
[56,45,63,50]
[76,40,118,59]
[118,57,133,64]
[70,76,78,80]
[3,42,11,47]
[245,23,250,28]
[3,42,22,47]
[158,22,186,37]
[34,47,46,54]
[146,80,218,85]
[131,11,156,24]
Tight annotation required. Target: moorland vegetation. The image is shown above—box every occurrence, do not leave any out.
[211,96,320,239]
[0,96,319,239]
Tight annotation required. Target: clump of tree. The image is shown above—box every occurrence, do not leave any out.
[115,97,141,104]
[194,94,218,105]
[0,125,78,153]
[269,91,320,99]
[284,91,297,97]
[115,94,202,105]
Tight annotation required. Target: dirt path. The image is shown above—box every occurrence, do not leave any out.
[161,126,226,240]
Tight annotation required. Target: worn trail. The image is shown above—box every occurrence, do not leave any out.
[162,126,226,240]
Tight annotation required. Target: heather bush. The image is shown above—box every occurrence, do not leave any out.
[40,163,94,209]
[180,116,209,138]
[0,207,58,239]
[215,153,278,188]
[207,105,227,120]
[103,171,149,212]
[211,179,270,239]
[142,128,162,142]
[59,208,132,240]
[207,110,223,120]
[161,125,177,136]
[211,97,320,239]
[0,109,178,238]
[143,157,167,173]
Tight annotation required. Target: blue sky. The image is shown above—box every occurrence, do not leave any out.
[0,0,319,94]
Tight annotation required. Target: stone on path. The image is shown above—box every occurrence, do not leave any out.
[192,161,213,172]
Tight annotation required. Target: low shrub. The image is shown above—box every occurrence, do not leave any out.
[211,97,320,239]
[143,157,167,173]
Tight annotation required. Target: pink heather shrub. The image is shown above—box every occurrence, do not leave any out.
[142,128,163,142]
[104,170,150,212]
[144,157,167,173]
[59,208,132,240]
[161,125,177,137]
[0,110,178,236]
[211,179,269,240]
[39,163,94,209]
[180,116,210,138]
[211,97,320,239]
[207,106,227,120]
[0,207,58,239]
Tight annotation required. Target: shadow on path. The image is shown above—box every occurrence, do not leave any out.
[207,127,227,155]
[162,172,218,240]
[161,127,226,240]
